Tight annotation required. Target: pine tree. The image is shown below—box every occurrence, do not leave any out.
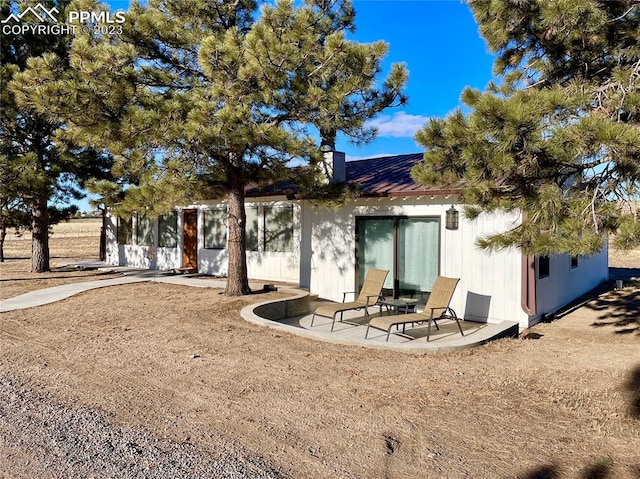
[412,0,640,256]
[20,0,407,294]
[1,0,113,271]
[0,157,29,262]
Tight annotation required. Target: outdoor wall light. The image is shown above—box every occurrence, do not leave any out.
[446,205,459,230]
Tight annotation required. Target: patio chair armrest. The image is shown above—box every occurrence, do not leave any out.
[428,306,457,319]
[342,291,358,302]
[365,295,384,306]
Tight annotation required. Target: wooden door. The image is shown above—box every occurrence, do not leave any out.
[182,209,198,268]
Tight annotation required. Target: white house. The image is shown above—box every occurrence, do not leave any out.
[105,152,609,331]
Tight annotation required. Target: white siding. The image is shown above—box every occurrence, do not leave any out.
[105,213,118,266]
[307,200,358,302]
[534,248,608,320]
[443,208,528,326]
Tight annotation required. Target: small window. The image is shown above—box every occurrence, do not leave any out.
[117,217,132,245]
[158,211,177,248]
[204,208,227,249]
[570,256,579,269]
[538,256,550,279]
[246,206,259,251]
[264,205,293,252]
[136,215,154,246]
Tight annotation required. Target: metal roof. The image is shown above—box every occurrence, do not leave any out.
[245,152,462,198]
[346,153,461,197]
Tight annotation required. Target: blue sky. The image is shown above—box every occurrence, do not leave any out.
[343,0,496,160]
[79,0,495,210]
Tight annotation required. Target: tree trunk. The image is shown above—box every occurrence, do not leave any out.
[31,195,50,272]
[0,221,6,262]
[225,181,251,296]
[99,208,106,261]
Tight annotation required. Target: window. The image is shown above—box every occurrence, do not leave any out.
[264,205,293,252]
[570,256,579,269]
[204,208,227,249]
[136,215,154,246]
[538,256,550,279]
[158,211,178,248]
[246,206,259,251]
[243,204,294,252]
[117,217,132,245]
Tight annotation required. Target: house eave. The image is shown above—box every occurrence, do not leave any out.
[358,188,463,198]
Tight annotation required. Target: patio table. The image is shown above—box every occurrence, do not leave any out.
[380,298,419,315]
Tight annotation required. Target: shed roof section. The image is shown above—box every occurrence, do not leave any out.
[245,152,463,198]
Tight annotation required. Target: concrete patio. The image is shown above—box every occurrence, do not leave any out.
[242,293,520,353]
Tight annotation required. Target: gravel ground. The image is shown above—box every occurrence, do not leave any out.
[0,374,283,479]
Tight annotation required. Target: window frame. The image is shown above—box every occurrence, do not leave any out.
[570,256,579,269]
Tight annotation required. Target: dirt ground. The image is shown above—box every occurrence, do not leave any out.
[0,219,118,301]
[0,222,639,478]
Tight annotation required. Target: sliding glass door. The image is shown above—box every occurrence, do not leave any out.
[356,218,395,292]
[356,217,440,301]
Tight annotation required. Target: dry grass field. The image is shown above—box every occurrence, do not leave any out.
[0,220,639,478]
[0,219,118,301]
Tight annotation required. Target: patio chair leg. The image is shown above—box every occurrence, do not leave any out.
[456,319,464,336]
[311,313,316,327]
[386,328,391,342]
[452,309,464,336]
[365,324,370,339]
[427,309,440,342]
[331,314,337,332]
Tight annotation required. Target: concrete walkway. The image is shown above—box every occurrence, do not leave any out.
[0,267,272,313]
[0,275,150,313]
[1,263,519,353]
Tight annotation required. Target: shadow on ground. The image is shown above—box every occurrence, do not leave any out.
[520,460,617,479]
[545,268,640,336]
[626,365,640,419]
[586,279,640,335]
[519,365,640,479]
